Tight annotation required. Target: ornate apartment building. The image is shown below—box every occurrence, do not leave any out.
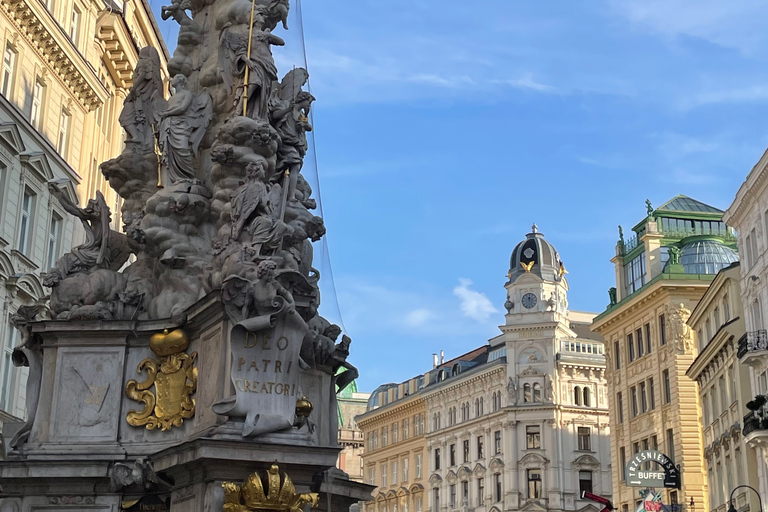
[592,196,739,512]
[0,0,167,454]
[357,376,429,512]
[723,155,768,501]
[685,262,761,512]
[424,227,611,512]
[338,383,371,482]
[360,227,612,512]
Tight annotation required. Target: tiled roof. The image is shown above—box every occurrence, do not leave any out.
[656,195,723,214]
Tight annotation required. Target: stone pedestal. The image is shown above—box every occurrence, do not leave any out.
[0,293,373,512]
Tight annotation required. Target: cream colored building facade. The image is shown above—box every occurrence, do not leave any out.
[723,152,768,501]
[338,385,372,482]
[685,262,761,512]
[592,196,738,512]
[424,228,611,512]
[0,0,167,454]
[358,378,429,512]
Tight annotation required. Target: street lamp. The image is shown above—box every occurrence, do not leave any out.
[727,485,763,512]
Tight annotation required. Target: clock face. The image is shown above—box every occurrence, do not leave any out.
[521,293,538,309]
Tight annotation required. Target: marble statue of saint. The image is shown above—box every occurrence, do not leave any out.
[158,74,212,184]
[666,303,693,353]
[230,161,287,255]
[118,47,165,147]
[219,16,285,119]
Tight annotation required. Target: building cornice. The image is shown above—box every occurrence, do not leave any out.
[96,11,140,89]
[724,147,768,226]
[1,0,107,111]
[357,396,425,430]
[422,362,505,399]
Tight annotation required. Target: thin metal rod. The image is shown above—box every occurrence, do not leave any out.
[242,0,258,117]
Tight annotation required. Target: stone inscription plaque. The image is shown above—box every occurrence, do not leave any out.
[213,313,304,436]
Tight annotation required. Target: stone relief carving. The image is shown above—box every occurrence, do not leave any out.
[666,302,694,354]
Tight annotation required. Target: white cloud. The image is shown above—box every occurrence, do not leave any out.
[496,73,559,94]
[453,278,498,322]
[405,308,435,327]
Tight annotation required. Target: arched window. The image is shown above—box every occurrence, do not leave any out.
[533,383,542,402]
[524,383,532,403]
[574,386,582,406]
[583,387,591,407]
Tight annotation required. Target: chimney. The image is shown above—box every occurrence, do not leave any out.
[440,350,444,364]
[432,353,438,369]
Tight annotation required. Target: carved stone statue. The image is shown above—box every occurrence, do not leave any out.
[668,246,681,266]
[43,182,131,286]
[265,0,290,31]
[645,199,653,216]
[666,303,693,353]
[8,306,42,449]
[608,287,617,305]
[545,376,554,403]
[618,225,624,244]
[219,17,285,120]
[230,161,287,255]
[507,377,517,404]
[161,0,200,76]
[118,47,165,146]
[158,74,212,185]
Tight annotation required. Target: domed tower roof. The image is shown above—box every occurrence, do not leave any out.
[508,224,564,284]
[678,239,738,275]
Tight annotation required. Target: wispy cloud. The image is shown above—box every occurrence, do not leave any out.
[405,308,435,327]
[495,73,559,94]
[453,278,498,322]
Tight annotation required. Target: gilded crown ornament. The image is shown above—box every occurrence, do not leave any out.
[125,328,198,431]
[223,464,319,512]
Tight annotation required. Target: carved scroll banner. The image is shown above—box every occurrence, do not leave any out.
[213,313,304,436]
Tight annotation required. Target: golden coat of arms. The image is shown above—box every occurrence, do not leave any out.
[222,463,319,512]
[125,328,198,431]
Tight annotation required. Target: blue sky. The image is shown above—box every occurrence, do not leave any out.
[149,0,768,391]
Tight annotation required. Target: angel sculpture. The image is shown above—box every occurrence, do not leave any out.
[270,68,314,212]
[43,182,130,286]
[264,0,290,31]
[230,161,288,256]
[219,17,284,119]
[158,74,212,184]
[118,47,165,147]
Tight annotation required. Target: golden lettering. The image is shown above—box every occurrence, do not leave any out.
[244,380,251,392]
[261,382,275,393]
[277,337,289,350]
[235,379,245,392]
[249,360,259,371]
[275,360,282,373]
[238,357,245,371]
[284,384,291,396]
[252,380,259,391]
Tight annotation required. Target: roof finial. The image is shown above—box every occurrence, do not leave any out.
[531,223,538,234]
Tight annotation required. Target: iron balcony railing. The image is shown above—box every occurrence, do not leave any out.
[737,330,768,358]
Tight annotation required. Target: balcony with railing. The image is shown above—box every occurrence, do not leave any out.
[737,331,768,363]
[743,398,768,439]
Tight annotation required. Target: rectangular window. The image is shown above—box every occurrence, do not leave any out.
[30,78,44,129]
[461,481,468,507]
[494,430,501,455]
[416,454,422,478]
[70,7,81,44]
[579,471,593,494]
[640,381,647,413]
[1,43,16,98]
[724,296,731,322]
[46,213,62,270]
[627,333,635,362]
[636,328,644,357]
[369,467,375,485]
[18,188,35,254]
[449,484,456,509]
[630,386,638,417]
[578,427,591,451]
[751,229,758,268]
[0,325,18,410]
[57,109,70,158]
[720,376,728,410]
[477,435,484,458]
[625,252,646,294]
[393,423,398,443]
[526,425,541,449]
[434,449,440,471]
[433,489,439,512]
[620,447,627,481]
[392,462,397,484]
[477,478,484,506]
[659,314,667,345]
[645,323,652,354]
[417,498,422,512]
[666,429,675,463]
[381,464,387,487]
[403,458,408,481]
[493,473,502,503]
[403,419,409,440]
[450,444,456,467]
[617,392,624,423]
[463,440,469,463]
[663,369,671,404]
[714,307,720,329]
[614,341,621,370]
[527,469,542,499]
[382,427,388,447]
[649,378,655,410]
